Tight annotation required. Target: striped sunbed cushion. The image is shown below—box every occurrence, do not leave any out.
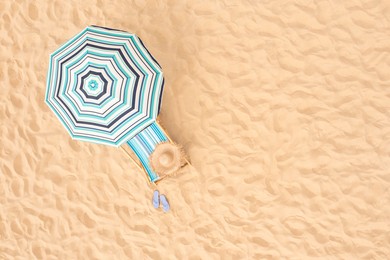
[127,122,168,182]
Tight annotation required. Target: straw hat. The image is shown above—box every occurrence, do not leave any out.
[149,142,185,176]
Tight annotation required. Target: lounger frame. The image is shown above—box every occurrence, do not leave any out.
[120,119,190,188]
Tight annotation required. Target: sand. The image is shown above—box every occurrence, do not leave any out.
[1,0,390,259]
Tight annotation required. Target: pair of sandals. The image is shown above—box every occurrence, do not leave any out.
[152,190,170,212]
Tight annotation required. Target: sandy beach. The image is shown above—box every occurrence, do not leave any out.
[1,0,390,259]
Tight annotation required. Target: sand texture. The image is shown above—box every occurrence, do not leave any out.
[1,0,390,259]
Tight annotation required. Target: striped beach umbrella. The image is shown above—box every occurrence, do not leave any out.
[45,25,164,146]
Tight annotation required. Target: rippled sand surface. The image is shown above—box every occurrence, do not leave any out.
[1,0,390,259]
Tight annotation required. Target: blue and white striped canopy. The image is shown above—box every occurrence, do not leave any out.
[45,26,164,146]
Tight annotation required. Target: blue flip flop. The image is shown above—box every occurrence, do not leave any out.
[152,190,160,209]
[160,194,170,213]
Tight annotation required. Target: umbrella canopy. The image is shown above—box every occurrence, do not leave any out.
[45,25,164,146]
